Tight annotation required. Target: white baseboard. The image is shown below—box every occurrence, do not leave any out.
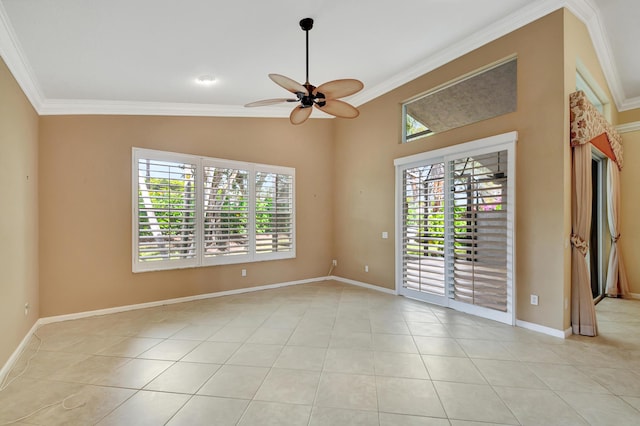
[2,275,576,383]
[2,276,329,381]
[0,321,40,386]
[627,292,640,300]
[332,276,571,338]
[329,276,397,295]
[39,276,327,325]
[516,319,571,339]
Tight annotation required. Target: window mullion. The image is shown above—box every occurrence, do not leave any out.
[133,148,294,272]
[444,159,454,301]
[248,165,257,260]
[195,158,205,267]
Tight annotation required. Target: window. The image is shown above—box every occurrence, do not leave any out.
[396,132,515,324]
[402,58,517,143]
[133,148,295,272]
[576,60,610,121]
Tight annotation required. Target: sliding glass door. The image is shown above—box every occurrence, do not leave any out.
[395,133,516,324]
[401,162,448,305]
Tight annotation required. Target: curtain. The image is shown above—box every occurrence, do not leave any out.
[571,143,598,336]
[569,90,626,337]
[605,159,629,297]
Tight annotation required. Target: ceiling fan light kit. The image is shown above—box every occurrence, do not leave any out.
[245,18,364,125]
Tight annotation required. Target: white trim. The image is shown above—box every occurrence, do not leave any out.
[329,276,397,295]
[0,1,43,111]
[401,56,517,143]
[516,319,572,339]
[39,277,326,325]
[0,320,40,386]
[576,59,611,121]
[394,131,518,167]
[618,97,640,112]
[37,99,336,119]
[1,275,578,381]
[352,0,570,108]
[627,293,640,300]
[2,1,638,115]
[395,131,518,326]
[616,122,640,134]
[563,0,628,111]
[132,148,296,273]
[37,276,396,326]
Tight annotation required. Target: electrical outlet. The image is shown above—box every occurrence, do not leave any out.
[24,302,30,316]
[530,294,539,306]
[241,269,247,277]
[332,259,337,267]
[382,231,388,239]
[365,265,369,272]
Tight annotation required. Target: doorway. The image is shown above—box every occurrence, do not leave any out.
[590,153,607,303]
[395,132,516,325]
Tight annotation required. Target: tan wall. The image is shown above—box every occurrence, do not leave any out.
[333,10,569,331]
[620,130,640,293]
[8,6,631,339]
[563,10,621,318]
[0,57,39,368]
[619,109,640,125]
[39,116,334,316]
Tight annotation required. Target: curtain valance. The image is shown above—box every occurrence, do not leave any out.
[570,90,623,170]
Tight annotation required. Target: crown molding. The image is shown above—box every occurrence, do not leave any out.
[618,97,640,112]
[39,99,281,118]
[0,1,43,111]
[1,0,637,116]
[561,0,631,112]
[38,98,335,119]
[350,0,566,107]
[616,122,640,134]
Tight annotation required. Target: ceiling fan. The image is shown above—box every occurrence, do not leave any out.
[245,18,364,125]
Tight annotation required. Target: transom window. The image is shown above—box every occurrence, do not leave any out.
[402,58,517,143]
[132,148,295,272]
[575,63,610,121]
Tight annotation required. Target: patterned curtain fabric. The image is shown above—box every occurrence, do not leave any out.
[568,90,627,336]
[570,91,623,169]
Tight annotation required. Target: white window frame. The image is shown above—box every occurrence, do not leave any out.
[401,57,517,143]
[132,148,295,273]
[589,147,608,303]
[576,59,611,121]
[394,131,517,325]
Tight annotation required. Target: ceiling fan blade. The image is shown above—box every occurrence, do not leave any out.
[269,74,308,95]
[244,98,298,107]
[315,99,359,119]
[313,79,364,99]
[290,106,312,125]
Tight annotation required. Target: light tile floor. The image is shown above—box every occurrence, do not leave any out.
[2,281,640,425]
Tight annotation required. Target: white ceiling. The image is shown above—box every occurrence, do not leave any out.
[0,0,638,118]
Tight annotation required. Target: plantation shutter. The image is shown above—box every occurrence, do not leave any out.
[133,148,296,272]
[136,158,197,265]
[255,171,294,255]
[203,166,250,258]
[401,162,446,295]
[396,132,515,324]
[450,151,508,311]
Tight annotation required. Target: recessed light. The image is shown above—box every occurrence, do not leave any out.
[195,74,216,86]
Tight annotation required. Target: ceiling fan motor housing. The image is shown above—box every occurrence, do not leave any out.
[299,18,314,31]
